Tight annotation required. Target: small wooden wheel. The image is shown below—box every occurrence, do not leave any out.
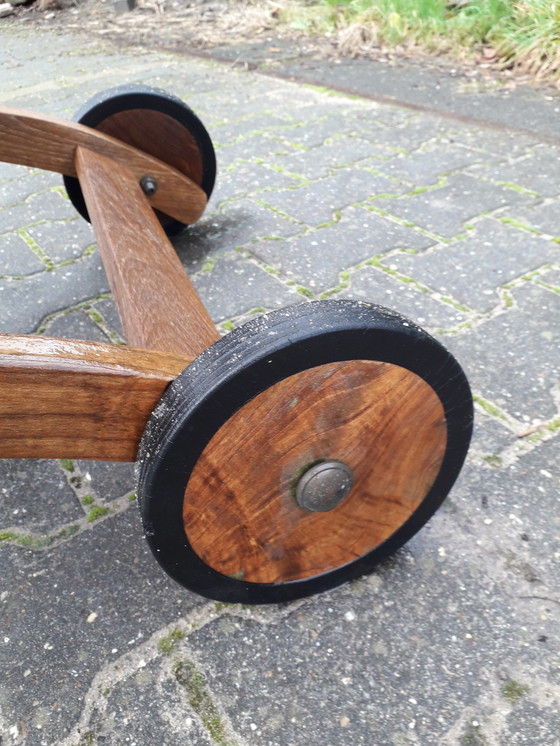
[137,300,473,604]
[63,84,216,235]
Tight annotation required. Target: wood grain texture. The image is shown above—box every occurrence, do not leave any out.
[0,106,207,224]
[183,360,447,583]
[75,145,220,358]
[0,335,191,461]
[95,109,204,191]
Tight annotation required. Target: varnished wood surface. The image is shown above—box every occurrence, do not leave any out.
[0,335,191,461]
[183,360,448,583]
[96,109,204,192]
[0,106,207,225]
[75,146,220,358]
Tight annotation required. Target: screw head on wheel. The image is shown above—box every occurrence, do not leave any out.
[295,461,354,513]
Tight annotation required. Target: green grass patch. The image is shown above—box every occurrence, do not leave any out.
[278,0,560,85]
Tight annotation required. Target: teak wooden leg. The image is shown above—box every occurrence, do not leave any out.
[0,86,474,604]
[74,145,219,358]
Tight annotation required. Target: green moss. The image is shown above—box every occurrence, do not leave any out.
[158,628,185,655]
[174,660,237,745]
[499,216,540,234]
[483,454,503,468]
[503,680,529,702]
[58,524,80,540]
[87,310,104,324]
[473,395,510,423]
[0,530,18,542]
[460,722,488,745]
[81,495,94,506]
[87,506,110,523]
[221,320,235,332]
[214,601,238,613]
[59,459,74,473]
[127,493,137,502]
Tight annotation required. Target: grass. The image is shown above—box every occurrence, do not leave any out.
[278,0,560,86]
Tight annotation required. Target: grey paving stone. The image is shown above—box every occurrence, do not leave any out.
[271,113,397,151]
[470,144,560,198]
[184,537,554,746]
[375,172,533,239]
[209,158,304,206]
[268,134,391,181]
[89,297,125,341]
[443,283,560,421]
[0,232,45,276]
[26,219,95,264]
[0,254,108,333]
[0,509,204,746]
[86,663,215,746]
[357,111,451,150]
[0,170,57,209]
[500,198,560,237]
[1,189,76,233]
[42,307,111,344]
[376,140,492,186]
[191,251,299,322]
[258,167,404,227]
[442,125,537,158]
[538,268,560,288]
[339,265,468,331]
[251,206,433,292]
[469,411,517,457]
[0,459,81,535]
[76,460,136,504]
[175,199,304,276]
[389,218,560,313]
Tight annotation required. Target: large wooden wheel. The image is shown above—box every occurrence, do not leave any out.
[138,300,472,604]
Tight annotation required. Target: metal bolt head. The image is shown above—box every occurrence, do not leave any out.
[140,175,158,196]
[295,461,354,513]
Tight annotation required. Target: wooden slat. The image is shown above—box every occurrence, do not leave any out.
[75,145,220,358]
[0,106,207,225]
[0,335,191,462]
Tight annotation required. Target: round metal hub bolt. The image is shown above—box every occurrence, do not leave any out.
[295,461,354,513]
[140,175,158,196]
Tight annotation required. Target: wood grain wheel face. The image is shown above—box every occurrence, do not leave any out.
[63,84,216,234]
[137,300,473,604]
[183,360,447,584]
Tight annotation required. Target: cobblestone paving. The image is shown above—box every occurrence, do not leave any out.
[1,28,559,746]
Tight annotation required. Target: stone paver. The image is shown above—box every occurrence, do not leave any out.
[0,26,558,746]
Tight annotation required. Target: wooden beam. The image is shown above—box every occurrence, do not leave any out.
[0,106,207,225]
[0,335,191,462]
[75,145,220,358]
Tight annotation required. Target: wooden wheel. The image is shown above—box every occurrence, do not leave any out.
[63,84,216,235]
[137,300,473,604]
